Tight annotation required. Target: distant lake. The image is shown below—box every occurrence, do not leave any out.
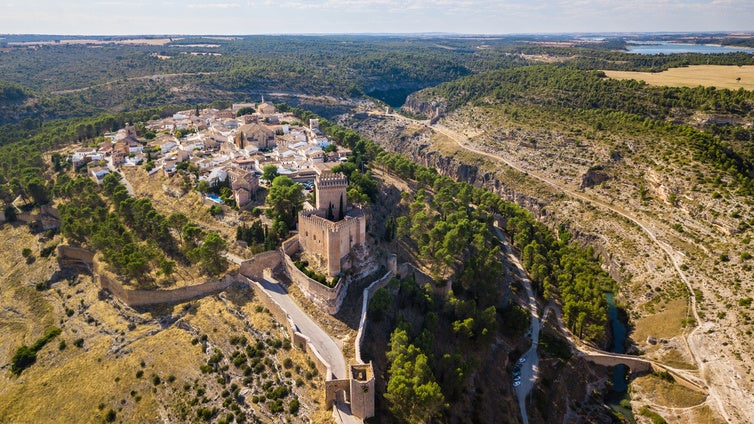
[626,41,754,55]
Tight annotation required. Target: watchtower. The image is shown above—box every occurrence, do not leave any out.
[315,171,347,220]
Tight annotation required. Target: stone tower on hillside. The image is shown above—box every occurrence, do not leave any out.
[315,171,347,220]
[298,170,365,276]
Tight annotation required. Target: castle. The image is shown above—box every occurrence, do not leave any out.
[298,170,366,277]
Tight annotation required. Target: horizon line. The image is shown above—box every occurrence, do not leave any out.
[3,30,754,38]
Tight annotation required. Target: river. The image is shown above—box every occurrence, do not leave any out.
[606,292,635,422]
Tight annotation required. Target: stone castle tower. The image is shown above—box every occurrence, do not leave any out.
[298,170,365,276]
[315,171,347,220]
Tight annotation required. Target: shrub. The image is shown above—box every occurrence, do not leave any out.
[21,248,32,258]
[104,409,116,422]
[73,338,84,348]
[10,346,36,375]
[209,205,223,216]
[136,370,144,378]
[40,244,57,257]
[289,397,300,415]
[11,327,62,375]
[268,400,284,413]
[638,406,666,424]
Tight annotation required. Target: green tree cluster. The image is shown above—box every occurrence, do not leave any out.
[384,328,447,423]
[265,175,303,238]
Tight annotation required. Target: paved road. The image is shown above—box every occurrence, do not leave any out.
[493,226,540,424]
[107,158,135,196]
[255,275,347,380]
[247,275,362,423]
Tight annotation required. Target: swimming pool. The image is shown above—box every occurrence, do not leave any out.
[206,193,223,204]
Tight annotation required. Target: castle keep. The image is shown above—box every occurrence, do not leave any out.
[298,171,366,276]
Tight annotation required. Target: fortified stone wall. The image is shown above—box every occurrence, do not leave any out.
[281,245,348,315]
[354,269,393,363]
[282,236,299,256]
[236,275,333,381]
[238,250,282,280]
[57,245,95,269]
[100,274,235,307]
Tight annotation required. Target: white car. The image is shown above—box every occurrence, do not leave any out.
[513,381,521,387]
[517,357,526,364]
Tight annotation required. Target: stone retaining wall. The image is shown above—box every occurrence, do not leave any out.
[396,262,451,295]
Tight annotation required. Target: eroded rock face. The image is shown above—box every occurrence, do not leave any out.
[344,115,547,217]
[401,94,446,120]
[580,166,611,189]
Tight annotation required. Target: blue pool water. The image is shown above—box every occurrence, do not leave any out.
[207,193,223,203]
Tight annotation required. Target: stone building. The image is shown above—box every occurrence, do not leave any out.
[256,101,276,115]
[298,171,366,276]
[237,123,276,150]
[227,168,259,209]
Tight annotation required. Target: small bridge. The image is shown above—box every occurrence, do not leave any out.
[580,350,707,394]
[582,351,653,373]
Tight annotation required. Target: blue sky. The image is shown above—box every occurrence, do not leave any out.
[0,0,752,35]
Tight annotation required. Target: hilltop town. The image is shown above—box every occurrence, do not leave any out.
[52,101,378,421]
[73,101,350,208]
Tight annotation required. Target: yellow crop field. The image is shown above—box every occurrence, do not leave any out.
[603,65,754,90]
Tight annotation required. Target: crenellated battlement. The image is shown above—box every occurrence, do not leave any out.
[316,171,347,188]
[314,170,348,217]
[299,209,363,232]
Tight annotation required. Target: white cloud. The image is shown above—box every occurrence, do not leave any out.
[187,2,241,8]
[0,0,752,34]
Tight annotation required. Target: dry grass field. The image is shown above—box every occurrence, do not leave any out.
[631,372,708,410]
[0,197,328,423]
[603,65,754,90]
[631,298,689,346]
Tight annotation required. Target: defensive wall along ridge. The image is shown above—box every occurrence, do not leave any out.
[57,245,233,307]
[58,242,377,419]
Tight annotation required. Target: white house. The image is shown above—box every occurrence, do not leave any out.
[201,167,228,186]
[90,166,109,183]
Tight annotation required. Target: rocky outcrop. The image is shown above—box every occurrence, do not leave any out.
[401,94,446,121]
[580,166,611,188]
